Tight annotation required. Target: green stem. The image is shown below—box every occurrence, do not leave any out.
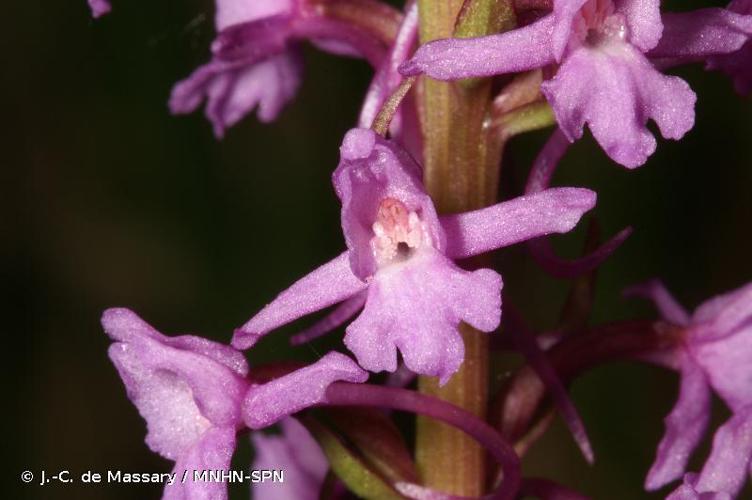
[414,0,514,495]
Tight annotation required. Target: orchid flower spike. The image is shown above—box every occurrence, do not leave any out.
[252,418,328,500]
[625,280,752,498]
[169,0,395,137]
[401,0,752,167]
[234,128,597,385]
[102,308,365,500]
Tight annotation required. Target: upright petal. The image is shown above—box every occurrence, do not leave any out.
[243,352,368,428]
[646,359,712,490]
[234,252,367,350]
[441,188,596,259]
[615,0,663,51]
[334,128,444,279]
[542,42,696,168]
[693,408,752,497]
[164,426,237,500]
[623,279,691,326]
[649,9,752,61]
[102,309,248,459]
[344,250,502,384]
[252,418,328,500]
[399,16,557,80]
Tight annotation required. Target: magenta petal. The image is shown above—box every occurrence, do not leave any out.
[623,279,691,326]
[243,352,368,429]
[441,188,596,259]
[290,291,367,346]
[88,0,111,17]
[102,308,248,460]
[615,0,663,51]
[163,426,236,500]
[399,16,557,80]
[345,250,502,385]
[691,282,752,342]
[646,359,711,490]
[234,252,367,350]
[693,408,752,497]
[542,43,696,168]
[252,418,328,500]
[690,322,752,412]
[650,9,752,61]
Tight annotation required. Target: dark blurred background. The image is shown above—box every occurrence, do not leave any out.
[4,0,750,499]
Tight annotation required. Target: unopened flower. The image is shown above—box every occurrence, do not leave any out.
[252,418,328,500]
[169,0,390,137]
[402,0,751,167]
[626,281,752,498]
[103,308,365,499]
[234,128,597,384]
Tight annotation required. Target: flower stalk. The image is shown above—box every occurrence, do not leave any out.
[415,0,515,495]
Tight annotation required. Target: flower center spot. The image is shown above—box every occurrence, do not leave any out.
[371,198,430,267]
[575,0,627,48]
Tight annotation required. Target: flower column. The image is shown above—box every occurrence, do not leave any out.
[415,0,516,495]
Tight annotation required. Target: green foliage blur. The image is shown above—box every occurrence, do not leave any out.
[4,0,750,499]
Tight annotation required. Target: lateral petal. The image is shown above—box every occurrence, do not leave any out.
[442,188,596,259]
[234,252,366,350]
